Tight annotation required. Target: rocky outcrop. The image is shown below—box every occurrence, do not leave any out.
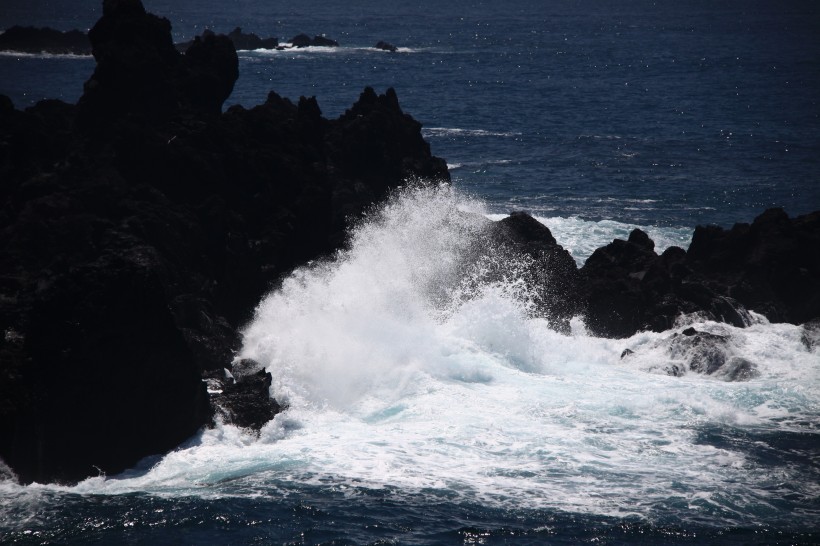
[481,209,819,339]
[0,0,447,485]
[0,26,91,55]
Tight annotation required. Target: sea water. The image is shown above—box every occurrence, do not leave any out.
[1,0,819,543]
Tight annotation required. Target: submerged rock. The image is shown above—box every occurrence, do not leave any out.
[800,319,820,352]
[665,327,758,380]
[289,33,339,48]
[375,40,398,52]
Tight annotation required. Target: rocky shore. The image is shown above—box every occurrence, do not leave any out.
[1,0,817,486]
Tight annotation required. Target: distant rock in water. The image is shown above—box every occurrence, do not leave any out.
[175,27,279,52]
[375,40,398,52]
[0,0,447,485]
[289,33,339,48]
[0,25,91,55]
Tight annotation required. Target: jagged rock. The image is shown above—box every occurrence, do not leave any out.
[375,41,397,52]
[0,0,447,485]
[620,348,634,359]
[0,26,91,55]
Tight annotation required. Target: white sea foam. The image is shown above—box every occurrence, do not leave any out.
[423,127,522,138]
[241,45,419,57]
[0,50,91,59]
[2,186,817,525]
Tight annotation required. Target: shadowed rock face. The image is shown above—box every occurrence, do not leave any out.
[0,0,448,485]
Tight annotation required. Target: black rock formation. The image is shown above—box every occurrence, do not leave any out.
[0,25,91,55]
[0,0,447,485]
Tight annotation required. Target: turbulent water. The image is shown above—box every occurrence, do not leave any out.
[2,0,820,543]
[1,186,818,544]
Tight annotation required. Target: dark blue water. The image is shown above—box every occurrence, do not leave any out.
[2,0,819,227]
[2,1,820,544]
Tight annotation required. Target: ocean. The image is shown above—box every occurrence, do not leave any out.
[1,0,819,544]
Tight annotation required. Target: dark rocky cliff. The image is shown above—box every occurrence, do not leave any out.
[0,0,447,485]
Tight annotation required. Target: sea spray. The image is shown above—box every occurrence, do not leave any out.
[232,185,819,523]
[1,187,817,532]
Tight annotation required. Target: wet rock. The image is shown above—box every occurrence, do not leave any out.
[485,211,582,332]
[620,348,634,359]
[686,208,820,324]
[664,328,758,380]
[579,228,663,338]
[800,318,820,352]
[208,360,282,431]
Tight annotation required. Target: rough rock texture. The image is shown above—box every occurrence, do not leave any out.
[208,360,282,431]
[0,26,91,55]
[0,0,447,485]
